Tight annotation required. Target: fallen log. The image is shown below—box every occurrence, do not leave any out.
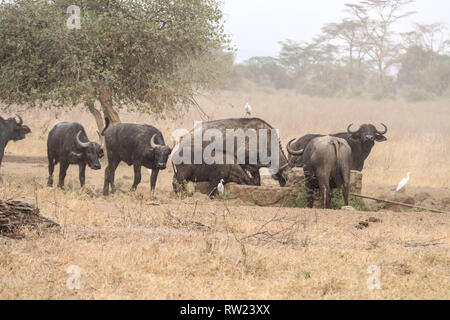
[350,193,450,214]
[0,199,59,238]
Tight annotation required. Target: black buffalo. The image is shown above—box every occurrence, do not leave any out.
[288,123,388,171]
[177,118,290,187]
[0,115,31,180]
[102,118,171,195]
[172,150,257,196]
[287,136,352,209]
[47,122,104,188]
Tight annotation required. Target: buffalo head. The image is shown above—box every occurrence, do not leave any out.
[272,163,290,187]
[150,134,172,170]
[2,115,32,142]
[347,123,388,145]
[72,131,104,170]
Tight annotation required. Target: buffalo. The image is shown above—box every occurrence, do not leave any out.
[47,122,104,188]
[0,115,31,180]
[287,136,352,209]
[176,118,290,187]
[288,123,388,171]
[172,150,257,196]
[101,118,171,195]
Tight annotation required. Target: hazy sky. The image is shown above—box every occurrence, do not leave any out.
[223,0,450,62]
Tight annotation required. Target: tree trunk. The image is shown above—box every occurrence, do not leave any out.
[87,102,105,133]
[379,66,387,97]
[99,85,121,125]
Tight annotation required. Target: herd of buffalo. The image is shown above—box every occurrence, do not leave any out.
[0,114,388,209]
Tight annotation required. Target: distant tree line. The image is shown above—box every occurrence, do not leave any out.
[221,0,450,101]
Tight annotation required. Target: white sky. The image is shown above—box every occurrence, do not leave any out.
[223,0,450,62]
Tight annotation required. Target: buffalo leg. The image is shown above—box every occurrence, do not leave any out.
[47,159,55,187]
[109,160,120,194]
[207,180,219,198]
[103,166,110,196]
[172,178,181,193]
[103,159,120,196]
[150,169,159,191]
[0,148,5,183]
[58,162,69,189]
[249,168,261,186]
[305,181,314,208]
[131,162,142,191]
[318,175,332,209]
[304,168,315,208]
[79,163,86,187]
[343,185,349,207]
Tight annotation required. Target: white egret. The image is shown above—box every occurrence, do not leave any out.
[217,179,225,195]
[245,102,252,116]
[396,172,411,191]
[147,169,152,176]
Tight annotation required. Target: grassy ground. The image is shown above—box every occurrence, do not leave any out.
[0,92,449,299]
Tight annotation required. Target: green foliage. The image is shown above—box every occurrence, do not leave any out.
[296,271,311,280]
[0,0,230,116]
[329,190,366,211]
[377,202,387,210]
[286,185,310,208]
[286,186,366,210]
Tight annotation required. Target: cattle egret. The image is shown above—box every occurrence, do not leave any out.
[396,172,411,191]
[245,102,252,116]
[147,169,152,176]
[217,179,225,195]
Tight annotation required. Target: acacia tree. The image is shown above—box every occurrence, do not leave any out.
[346,0,416,96]
[322,19,367,70]
[402,23,450,55]
[0,0,229,129]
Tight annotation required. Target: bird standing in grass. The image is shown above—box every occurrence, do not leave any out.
[217,179,225,195]
[245,102,252,117]
[396,172,411,191]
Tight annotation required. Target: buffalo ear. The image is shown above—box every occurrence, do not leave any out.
[375,134,387,142]
[349,133,361,141]
[21,125,31,134]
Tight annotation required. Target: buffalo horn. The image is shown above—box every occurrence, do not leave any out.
[15,115,23,126]
[76,131,90,149]
[150,134,163,148]
[377,123,388,135]
[286,139,304,156]
[347,123,358,134]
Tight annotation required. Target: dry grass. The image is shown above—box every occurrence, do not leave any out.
[0,91,449,299]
